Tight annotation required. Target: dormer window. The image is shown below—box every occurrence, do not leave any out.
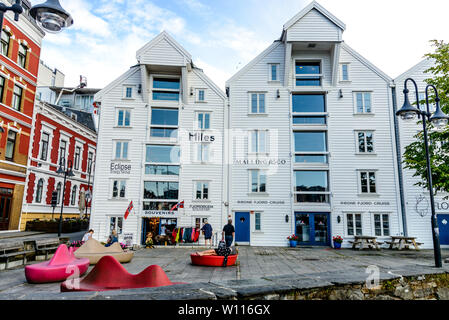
[1,29,10,57]
[152,77,180,101]
[18,44,28,69]
[295,61,321,86]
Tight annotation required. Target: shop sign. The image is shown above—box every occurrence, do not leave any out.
[339,201,391,206]
[233,159,287,166]
[142,210,179,218]
[236,200,285,205]
[189,204,213,211]
[189,132,215,142]
[415,194,449,218]
[110,162,131,174]
[123,233,133,247]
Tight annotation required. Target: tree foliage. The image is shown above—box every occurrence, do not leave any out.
[402,40,449,198]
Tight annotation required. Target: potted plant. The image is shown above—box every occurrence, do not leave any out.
[333,235,343,249]
[287,234,299,248]
[69,240,85,252]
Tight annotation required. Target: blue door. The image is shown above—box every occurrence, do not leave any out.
[438,214,449,245]
[235,212,250,243]
[295,213,330,246]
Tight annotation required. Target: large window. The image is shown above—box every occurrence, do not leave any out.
[250,130,267,154]
[87,151,94,172]
[374,213,390,236]
[71,185,77,206]
[114,141,129,160]
[117,109,131,127]
[1,30,10,56]
[59,140,66,165]
[56,182,62,205]
[360,171,377,194]
[152,77,180,101]
[12,85,23,111]
[355,92,372,113]
[250,170,267,193]
[357,131,374,153]
[250,93,266,114]
[347,213,362,236]
[294,171,329,203]
[150,108,178,138]
[143,201,178,211]
[74,146,81,170]
[18,44,27,68]
[5,130,16,161]
[144,181,179,200]
[110,217,123,235]
[295,61,321,86]
[40,132,50,161]
[292,94,325,113]
[195,182,209,200]
[145,145,180,175]
[0,76,5,103]
[35,179,44,203]
[197,144,210,162]
[112,180,126,199]
[294,131,327,164]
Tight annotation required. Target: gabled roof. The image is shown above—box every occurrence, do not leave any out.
[136,30,192,63]
[283,1,346,31]
[94,66,141,102]
[45,103,97,134]
[394,58,435,82]
[192,67,226,101]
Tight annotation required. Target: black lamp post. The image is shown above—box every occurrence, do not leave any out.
[0,0,73,34]
[396,78,449,268]
[56,157,74,237]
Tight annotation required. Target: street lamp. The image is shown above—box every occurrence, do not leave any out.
[56,157,74,237]
[396,78,449,268]
[84,159,95,218]
[0,0,73,35]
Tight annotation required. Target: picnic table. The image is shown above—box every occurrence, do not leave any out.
[386,236,422,250]
[349,236,383,251]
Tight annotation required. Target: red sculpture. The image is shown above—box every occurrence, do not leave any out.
[190,253,238,267]
[61,255,183,292]
[25,244,90,284]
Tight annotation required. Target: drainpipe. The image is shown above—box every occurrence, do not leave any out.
[392,86,408,236]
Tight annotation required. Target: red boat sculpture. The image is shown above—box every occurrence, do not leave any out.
[190,253,238,267]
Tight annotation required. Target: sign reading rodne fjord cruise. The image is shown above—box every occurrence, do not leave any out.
[110,162,131,174]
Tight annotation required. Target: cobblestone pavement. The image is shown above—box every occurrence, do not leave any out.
[0,246,448,296]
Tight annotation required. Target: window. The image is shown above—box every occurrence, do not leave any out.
[250,170,266,193]
[56,182,62,205]
[117,109,131,127]
[143,201,178,211]
[0,76,5,103]
[197,112,210,130]
[71,185,77,206]
[374,214,390,236]
[294,132,328,164]
[269,64,279,81]
[150,108,178,138]
[341,64,349,81]
[347,213,362,236]
[250,93,266,114]
[294,171,329,203]
[145,165,179,176]
[355,92,372,113]
[112,180,126,199]
[145,145,180,175]
[152,77,180,101]
[124,87,133,99]
[255,212,262,231]
[418,92,436,112]
[18,44,27,68]
[12,85,23,111]
[360,171,376,194]
[144,181,179,200]
[1,30,10,56]
[195,182,209,200]
[40,132,50,161]
[110,217,123,235]
[196,89,206,102]
[5,130,16,161]
[87,151,94,172]
[250,130,267,154]
[295,61,321,86]
[114,141,129,160]
[74,146,81,170]
[197,144,210,162]
[292,94,325,113]
[357,131,374,153]
[59,140,67,165]
[293,116,326,125]
[35,179,44,203]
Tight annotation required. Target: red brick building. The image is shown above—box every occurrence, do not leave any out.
[0,2,44,230]
[21,101,97,230]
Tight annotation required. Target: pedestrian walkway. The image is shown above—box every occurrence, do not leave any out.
[0,231,85,245]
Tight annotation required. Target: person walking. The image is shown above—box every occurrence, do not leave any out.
[201,219,213,247]
[82,229,94,242]
[222,219,235,248]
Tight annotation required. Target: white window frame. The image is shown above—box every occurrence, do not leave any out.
[353,91,373,114]
[114,140,129,160]
[150,106,179,139]
[194,181,210,201]
[248,92,267,114]
[195,88,207,103]
[373,213,390,237]
[268,63,280,82]
[345,213,363,237]
[254,211,262,232]
[294,59,323,87]
[116,108,132,127]
[111,179,127,200]
[58,138,68,166]
[74,144,82,171]
[109,216,124,235]
[123,85,135,100]
[248,130,268,155]
[358,170,377,195]
[196,112,211,130]
[293,170,330,204]
[249,169,267,194]
[355,130,375,154]
[150,74,181,103]
[340,63,350,82]
[196,143,210,163]
[34,177,45,204]
[39,131,51,161]
[70,184,78,206]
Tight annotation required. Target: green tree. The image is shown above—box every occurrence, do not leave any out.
[402,40,449,199]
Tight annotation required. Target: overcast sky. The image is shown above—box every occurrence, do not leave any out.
[31,0,449,90]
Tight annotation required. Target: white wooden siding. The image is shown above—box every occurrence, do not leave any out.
[286,9,341,42]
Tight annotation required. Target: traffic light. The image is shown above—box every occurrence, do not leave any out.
[51,191,58,208]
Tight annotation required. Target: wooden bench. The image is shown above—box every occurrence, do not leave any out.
[0,241,35,269]
[35,238,60,260]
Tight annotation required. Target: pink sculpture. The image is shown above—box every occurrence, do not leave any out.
[25,244,90,284]
[61,255,184,292]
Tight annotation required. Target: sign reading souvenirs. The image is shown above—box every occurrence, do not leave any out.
[339,201,390,206]
[142,210,179,218]
[237,200,285,205]
[189,204,213,211]
[189,132,215,142]
[110,162,131,174]
[233,159,287,165]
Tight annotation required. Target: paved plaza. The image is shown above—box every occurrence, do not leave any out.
[1,245,448,297]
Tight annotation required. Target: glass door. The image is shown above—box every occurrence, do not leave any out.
[295,212,330,246]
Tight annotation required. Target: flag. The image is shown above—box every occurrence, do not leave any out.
[124,201,134,220]
[170,200,184,212]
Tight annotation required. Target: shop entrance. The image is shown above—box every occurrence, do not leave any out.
[0,188,13,230]
[438,214,449,245]
[295,212,330,246]
[141,217,177,245]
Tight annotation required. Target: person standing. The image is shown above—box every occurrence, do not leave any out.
[82,229,94,242]
[222,219,235,248]
[201,219,213,247]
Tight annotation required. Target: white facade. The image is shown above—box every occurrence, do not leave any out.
[91,32,227,245]
[226,1,403,247]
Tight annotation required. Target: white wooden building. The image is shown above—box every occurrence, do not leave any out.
[226,1,403,247]
[91,31,227,245]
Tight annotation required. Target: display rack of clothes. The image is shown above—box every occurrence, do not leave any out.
[171,227,200,243]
